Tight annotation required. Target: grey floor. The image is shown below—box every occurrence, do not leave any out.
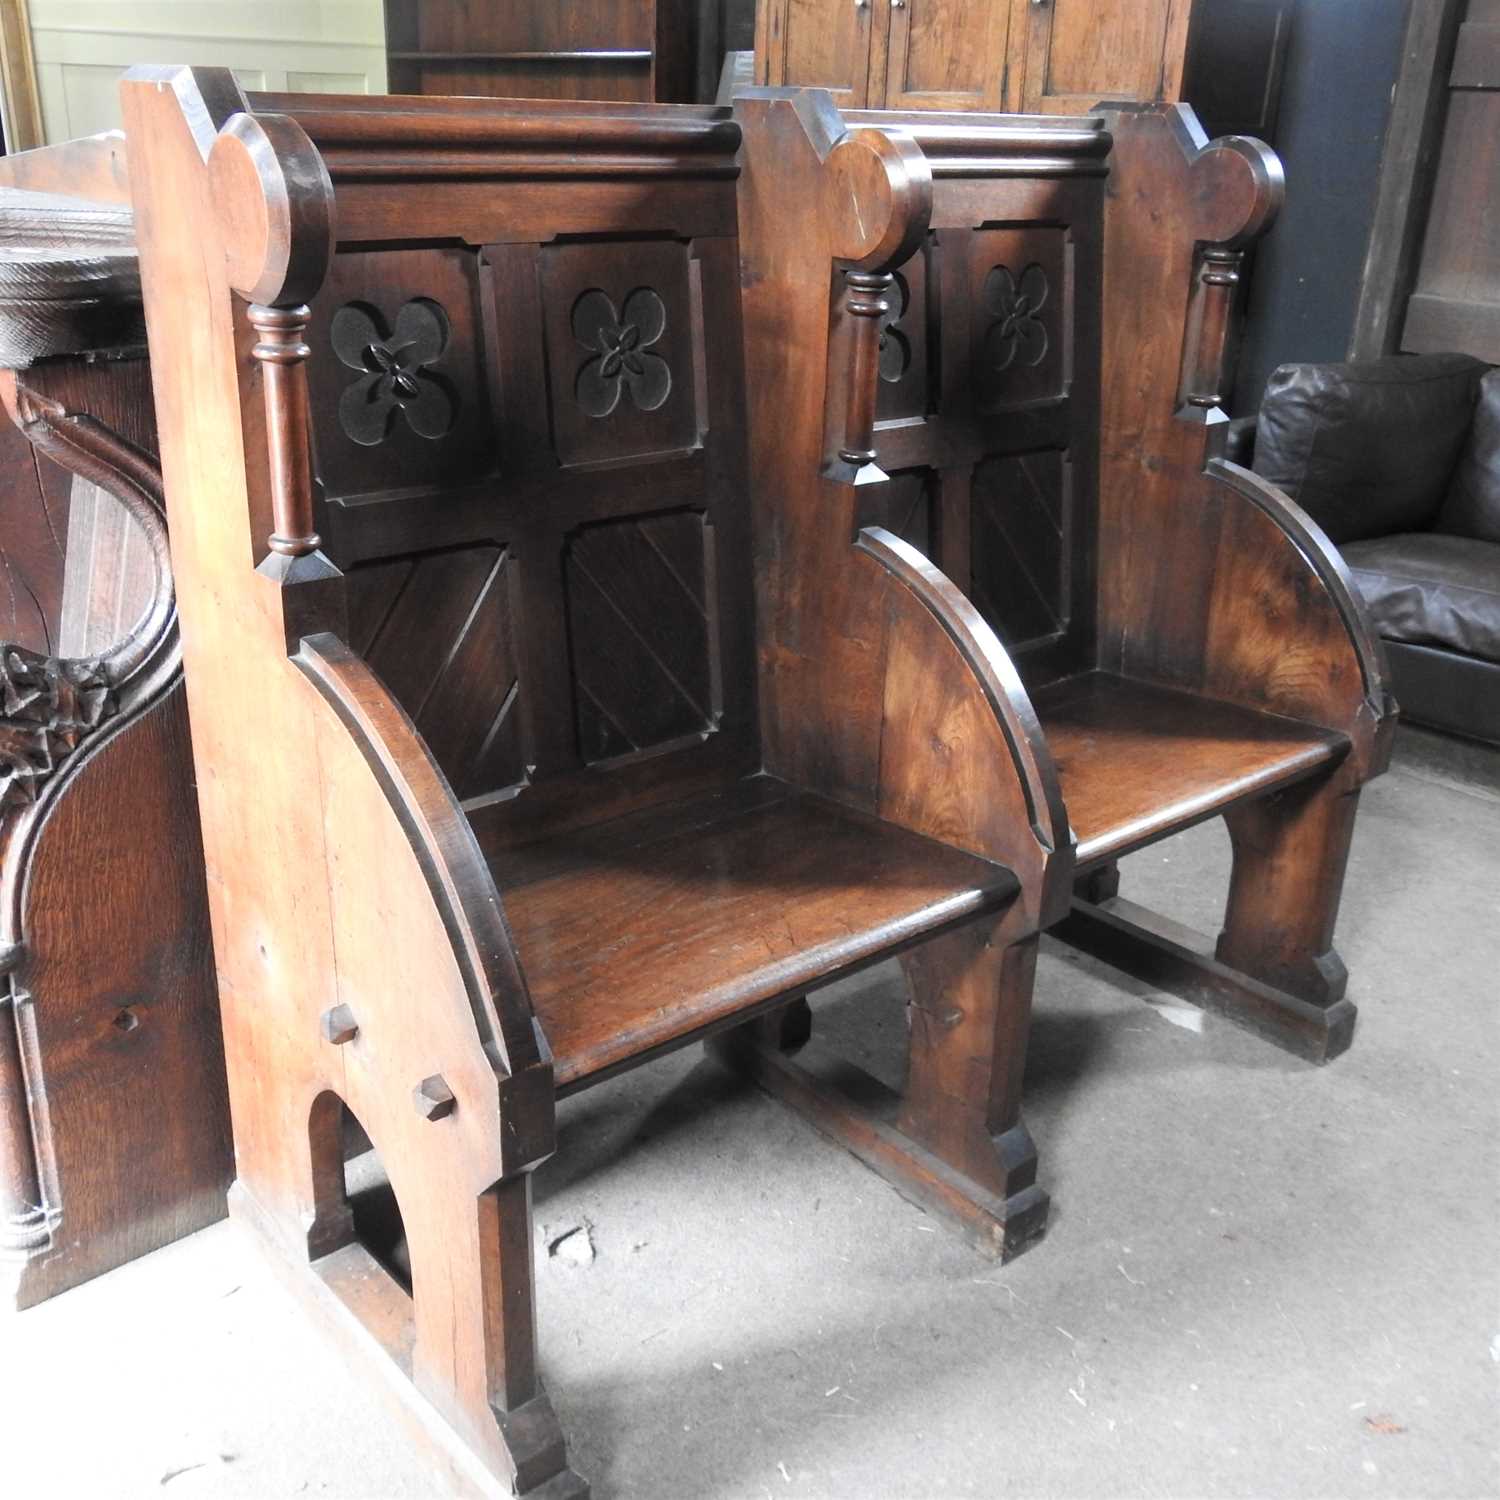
[4,728,1497,1500]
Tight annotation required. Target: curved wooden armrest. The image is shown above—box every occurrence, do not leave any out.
[1183,461,1395,775]
[1208,458,1390,704]
[854,527,1075,927]
[294,634,548,1115]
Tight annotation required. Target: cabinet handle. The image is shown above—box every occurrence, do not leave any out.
[891,0,907,7]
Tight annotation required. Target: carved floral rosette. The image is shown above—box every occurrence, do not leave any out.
[0,644,115,814]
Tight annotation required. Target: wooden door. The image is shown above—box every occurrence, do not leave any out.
[1018,0,1193,115]
[878,0,1012,112]
[755,0,878,105]
[1401,0,1500,361]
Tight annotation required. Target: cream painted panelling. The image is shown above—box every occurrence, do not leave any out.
[29,0,387,141]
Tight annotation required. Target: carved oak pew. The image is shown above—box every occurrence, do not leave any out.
[0,139,230,1310]
[735,91,1393,1064]
[121,67,1068,1497]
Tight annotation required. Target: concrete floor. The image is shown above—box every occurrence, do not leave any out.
[4,728,1497,1500]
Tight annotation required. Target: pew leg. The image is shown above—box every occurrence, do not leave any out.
[232,1096,587,1500]
[895,918,1041,1216]
[1074,860,1120,905]
[1055,778,1361,1063]
[408,1175,588,1500]
[1216,778,1359,1007]
[711,915,1047,1261]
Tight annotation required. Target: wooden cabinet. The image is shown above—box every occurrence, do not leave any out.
[767,0,877,104]
[1018,0,1194,114]
[756,0,1218,115]
[758,0,1014,108]
[878,0,1014,112]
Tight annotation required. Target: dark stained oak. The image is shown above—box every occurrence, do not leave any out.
[1031,672,1348,866]
[499,778,1019,1090]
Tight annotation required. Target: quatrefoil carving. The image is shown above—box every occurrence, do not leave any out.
[332,299,456,447]
[982,263,1050,373]
[572,288,672,418]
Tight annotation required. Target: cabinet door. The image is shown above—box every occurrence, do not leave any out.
[1019,0,1194,115]
[878,0,1013,112]
[756,0,877,106]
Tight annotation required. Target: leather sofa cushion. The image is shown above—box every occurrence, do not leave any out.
[1343,533,1500,662]
[1437,368,1500,543]
[1252,353,1487,543]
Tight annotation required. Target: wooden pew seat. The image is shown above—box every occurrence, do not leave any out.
[1031,673,1349,867]
[497,776,1019,1092]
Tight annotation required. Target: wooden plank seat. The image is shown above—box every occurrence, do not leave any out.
[734,90,1395,1072]
[119,70,1075,1498]
[1030,673,1348,866]
[498,777,1018,1091]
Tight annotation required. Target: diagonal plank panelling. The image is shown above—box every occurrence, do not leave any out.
[346,544,527,799]
[564,510,716,764]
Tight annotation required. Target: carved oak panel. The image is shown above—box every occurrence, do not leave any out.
[540,240,700,467]
[563,509,717,765]
[306,248,496,503]
[969,449,1071,654]
[968,228,1069,411]
[345,544,528,800]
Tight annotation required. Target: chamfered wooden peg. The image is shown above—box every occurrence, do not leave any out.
[413,1074,456,1121]
[320,1004,358,1045]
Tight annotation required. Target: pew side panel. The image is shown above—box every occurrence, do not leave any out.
[121,68,581,1497]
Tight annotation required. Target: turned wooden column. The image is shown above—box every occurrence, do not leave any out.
[839,269,893,468]
[1178,246,1244,414]
[248,302,321,560]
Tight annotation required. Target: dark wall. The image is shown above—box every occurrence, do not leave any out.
[1234,0,1410,411]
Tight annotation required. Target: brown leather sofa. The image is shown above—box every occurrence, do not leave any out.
[1227,354,1500,745]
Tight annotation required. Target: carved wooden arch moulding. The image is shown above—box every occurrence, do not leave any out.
[0,372,179,1279]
